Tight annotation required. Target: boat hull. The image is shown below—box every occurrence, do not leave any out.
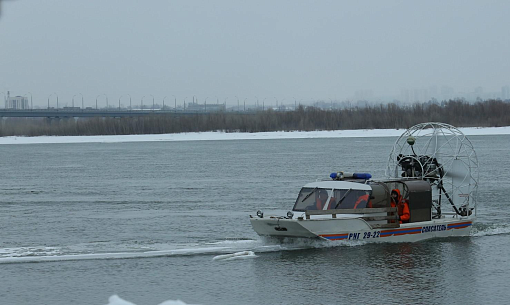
[250,216,474,243]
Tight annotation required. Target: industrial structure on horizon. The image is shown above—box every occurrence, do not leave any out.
[4,91,29,110]
[2,85,510,111]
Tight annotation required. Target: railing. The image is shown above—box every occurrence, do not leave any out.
[305,207,399,229]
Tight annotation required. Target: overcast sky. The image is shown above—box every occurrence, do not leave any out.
[1,0,509,107]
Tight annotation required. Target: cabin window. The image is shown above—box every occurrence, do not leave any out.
[292,188,371,211]
[331,189,371,209]
[292,188,334,211]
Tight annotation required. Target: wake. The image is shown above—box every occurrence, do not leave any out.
[471,223,510,237]
[5,223,505,264]
[0,237,365,264]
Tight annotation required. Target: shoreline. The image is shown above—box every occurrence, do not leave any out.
[1,126,509,145]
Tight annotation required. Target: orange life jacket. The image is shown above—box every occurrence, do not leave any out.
[390,189,410,223]
[316,197,338,210]
[316,198,326,210]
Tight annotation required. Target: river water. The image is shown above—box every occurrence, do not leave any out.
[0,135,509,305]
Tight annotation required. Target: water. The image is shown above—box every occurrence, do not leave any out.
[0,135,509,305]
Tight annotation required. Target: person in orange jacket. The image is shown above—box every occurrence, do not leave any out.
[305,190,333,210]
[390,189,410,224]
[305,190,329,210]
[316,190,329,210]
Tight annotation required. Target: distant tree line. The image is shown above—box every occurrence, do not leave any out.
[1,99,510,137]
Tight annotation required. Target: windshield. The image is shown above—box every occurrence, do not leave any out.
[293,187,372,211]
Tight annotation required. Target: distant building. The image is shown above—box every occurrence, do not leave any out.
[5,91,29,109]
[502,86,510,100]
[186,102,226,112]
[428,85,438,99]
[474,86,483,99]
[413,88,429,103]
[400,89,411,103]
[354,89,373,102]
[400,88,429,103]
[440,85,454,101]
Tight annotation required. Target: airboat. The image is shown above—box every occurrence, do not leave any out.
[250,122,478,242]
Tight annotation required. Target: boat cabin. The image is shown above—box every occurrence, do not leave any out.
[292,179,432,223]
[293,181,372,211]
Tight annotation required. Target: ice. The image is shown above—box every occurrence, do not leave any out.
[105,295,197,305]
[1,126,509,145]
[106,295,137,305]
[212,250,257,261]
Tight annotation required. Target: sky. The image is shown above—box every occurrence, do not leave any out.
[1,0,509,108]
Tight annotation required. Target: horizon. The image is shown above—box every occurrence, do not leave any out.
[1,90,509,111]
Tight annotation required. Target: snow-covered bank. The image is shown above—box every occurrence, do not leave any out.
[1,126,509,145]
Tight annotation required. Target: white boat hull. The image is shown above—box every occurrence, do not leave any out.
[250,216,474,243]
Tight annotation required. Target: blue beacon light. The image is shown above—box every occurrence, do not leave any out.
[330,172,372,180]
[353,173,372,179]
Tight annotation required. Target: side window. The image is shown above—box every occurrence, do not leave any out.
[353,190,371,209]
[334,190,371,209]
